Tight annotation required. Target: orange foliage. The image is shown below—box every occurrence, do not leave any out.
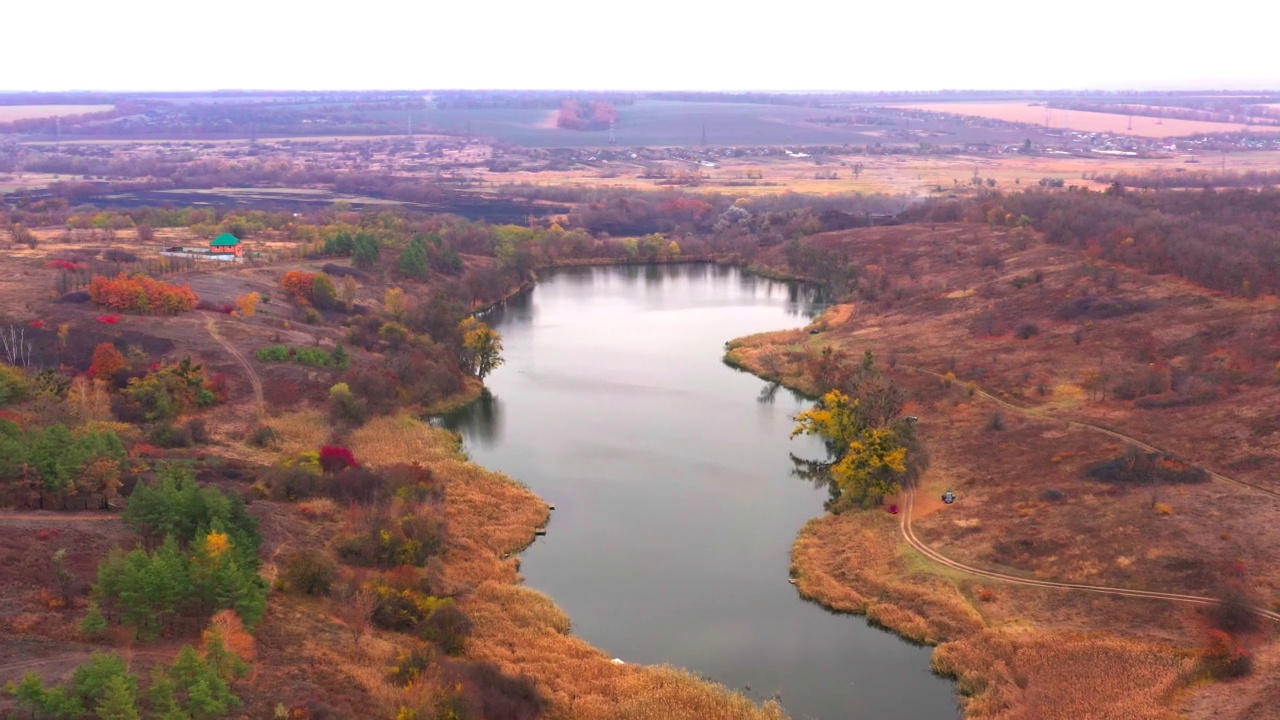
[281,270,316,305]
[203,609,257,664]
[89,342,127,381]
[88,273,199,314]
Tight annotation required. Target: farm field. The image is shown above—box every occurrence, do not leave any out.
[479,149,1280,196]
[418,100,890,147]
[0,104,113,121]
[889,101,1280,138]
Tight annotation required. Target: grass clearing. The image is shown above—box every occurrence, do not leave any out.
[888,101,1277,138]
[262,408,332,456]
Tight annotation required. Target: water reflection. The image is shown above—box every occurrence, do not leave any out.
[443,389,503,447]
[443,263,956,720]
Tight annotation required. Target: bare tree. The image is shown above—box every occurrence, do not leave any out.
[337,587,377,649]
[1,326,33,368]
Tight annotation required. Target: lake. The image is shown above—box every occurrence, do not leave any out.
[444,264,959,720]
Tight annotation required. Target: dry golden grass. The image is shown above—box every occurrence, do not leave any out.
[812,303,856,330]
[0,104,113,122]
[348,413,466,466]
[791,511,984,645]
[933,628,1196,720]
[262,408,332,456]
[889,102,1276,138]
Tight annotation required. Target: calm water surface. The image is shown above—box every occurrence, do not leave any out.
[445,265,959,720]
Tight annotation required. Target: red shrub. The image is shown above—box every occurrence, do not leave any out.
[0,410,24,426]
[36,528,61,541]
[206,372,229,398]
[45,260,80,272]
[29,320,46,329]
[319,445,359,473]
[96,315,121,324]
[130,443,166,459]
[1204,629,1252,678]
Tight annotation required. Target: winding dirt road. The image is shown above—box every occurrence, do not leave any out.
[205,314,264,419]
[898,367,1280,623]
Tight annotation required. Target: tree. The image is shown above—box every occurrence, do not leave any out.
[337,587,377,647]
[70,652,135,711]
[235,292,260,317]
[666,240,682,258]
[324,231,354,256]
[792,389,914,510]
[398,236,430,280]
[311,274,337,310]
[340,274,359,312]
[52,548,76,607]
[281,270,315,305]
[353,233,380,268]
[384,287,407,320]
[459,317,503,380]
[81,600,108,638]
[12,223,38,248]
[96,675,142,720]
[91,342,127,381]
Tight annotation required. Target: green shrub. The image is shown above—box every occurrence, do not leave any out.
[149,422,193,448]
[293,347,332,367]
[254,345,292,362]
[0,364,32,405]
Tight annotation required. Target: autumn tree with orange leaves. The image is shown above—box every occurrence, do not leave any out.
[89,273,199,314]
[89,342,127,381]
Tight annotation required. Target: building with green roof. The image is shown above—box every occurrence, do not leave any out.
[210,233,244,257]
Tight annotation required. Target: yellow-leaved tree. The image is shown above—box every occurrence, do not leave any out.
[792,388,918,510]
[459,317,504,380]
[236,292,260,318]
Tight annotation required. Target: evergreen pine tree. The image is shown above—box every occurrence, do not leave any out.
[96,675,143,720]
[397,236,430,280]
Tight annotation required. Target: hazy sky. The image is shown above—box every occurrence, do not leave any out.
[5,0,1276,93]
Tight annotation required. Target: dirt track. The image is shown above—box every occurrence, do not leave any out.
[205,313,264,419]
[900,367,1280,624]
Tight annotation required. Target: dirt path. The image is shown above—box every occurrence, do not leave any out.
[901,490,1280,623]
[0,511,119,522]
[898,366,1280,623]
[205,313,264,420]
[911,366,1280,501]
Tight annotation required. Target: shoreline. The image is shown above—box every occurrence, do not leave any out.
[718,298,1227,720]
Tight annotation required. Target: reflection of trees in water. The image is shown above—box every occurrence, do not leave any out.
[555,266,596,288]
[481,286,535,329]
[443,389,504,447]
[790,452,841,507]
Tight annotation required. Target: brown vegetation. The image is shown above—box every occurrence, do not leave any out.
[730,216,1280,718]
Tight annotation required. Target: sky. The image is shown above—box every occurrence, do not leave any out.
[4,0,1276,93]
